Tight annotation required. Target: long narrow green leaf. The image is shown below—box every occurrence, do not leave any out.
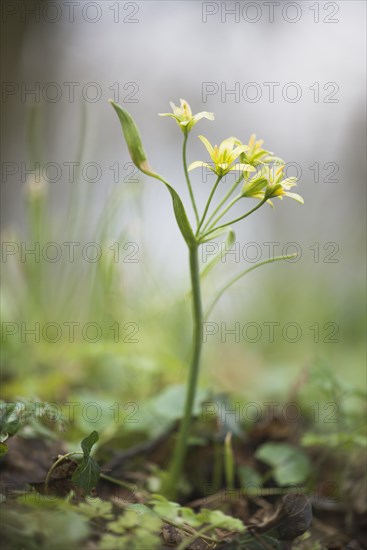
[151,173,196,247]
[109,100,152,173]
[110,100,195,247]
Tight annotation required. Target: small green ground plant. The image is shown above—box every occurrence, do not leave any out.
[110,98,304,499]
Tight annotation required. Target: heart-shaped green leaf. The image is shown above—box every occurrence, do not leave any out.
[255,442,311,486]
[72,431,100,494]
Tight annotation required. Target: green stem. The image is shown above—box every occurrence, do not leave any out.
[45,451,82,490]
[164,244,203,499]
[205,253,297,318]
[183,133,199,226]
[224,432,235,491]
[205,193,242,233]
[196,175,222,235]
[202,174,243,232]
[200,197,267,242]
[212,439,223,493]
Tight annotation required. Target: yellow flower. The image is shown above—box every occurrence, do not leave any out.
[266,165,304,204]
[159,99,214,133]
[242,165,304,205]
[241,169,268,200]
[241,134,283,166]
[188,136,256,177]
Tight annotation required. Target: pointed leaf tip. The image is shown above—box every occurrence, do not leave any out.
[71,430,100,494]
[110,100,155,175]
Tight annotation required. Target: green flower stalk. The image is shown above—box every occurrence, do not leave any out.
[110,98,304,500]
[159,99,215,223]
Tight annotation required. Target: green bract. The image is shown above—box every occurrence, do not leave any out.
[109,100,155,176]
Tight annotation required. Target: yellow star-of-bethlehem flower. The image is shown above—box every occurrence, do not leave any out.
[188,136,256,177]
[159,99,214,133]
[242,164,304,205]
[241,134,284,166]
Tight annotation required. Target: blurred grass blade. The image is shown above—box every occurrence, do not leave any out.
[200,229,235,279]
[205,253,297,318]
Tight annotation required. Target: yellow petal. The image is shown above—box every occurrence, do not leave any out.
[275,164,285,178]
[235,163,257,172]
[192,112,215,124]
[179,98,192,118]
[159,113,178,118]
[169,101,180,116]
[188,160,210,172]
[231,145,250,159]
[198,135,215,158]
[283,192,304,204]
[248,134,256,148]
[219,137,237,154]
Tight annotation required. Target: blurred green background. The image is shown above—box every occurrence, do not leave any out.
[1,1,366,437]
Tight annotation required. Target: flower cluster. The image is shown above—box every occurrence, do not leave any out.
[160,99,303,206]
[112,97,304,211]
[242,164,304,205]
